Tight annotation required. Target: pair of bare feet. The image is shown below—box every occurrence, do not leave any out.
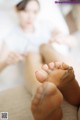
[31,62,80,120]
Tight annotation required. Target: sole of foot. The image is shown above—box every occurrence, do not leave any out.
[31,82,63,120]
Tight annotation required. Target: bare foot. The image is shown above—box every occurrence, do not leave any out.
[36,62,80,105]
[31,82,63,120]
[36,62,74,89]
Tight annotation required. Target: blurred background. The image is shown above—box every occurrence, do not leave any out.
[0,0,69,38]
[0,1,80,43]
[0,0,80,90]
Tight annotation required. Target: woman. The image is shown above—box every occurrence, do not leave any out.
[0,0,64,120]
[0,0,78,120]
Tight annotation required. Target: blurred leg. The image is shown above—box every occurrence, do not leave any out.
[40,44,67,64]
[24,52,43,96]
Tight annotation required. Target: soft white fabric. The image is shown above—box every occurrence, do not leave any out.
[0,85,78,120]
[38,0,69,34]
[7,0,22,6]
[52,43,69,56]
[4,24,50,53]
[0,85,34,120]
[0,64,23,91]
[61,100,78,120]
[78,107,80,120]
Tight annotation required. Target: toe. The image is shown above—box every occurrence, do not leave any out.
[48,62,55,70]
[54,62,62,69]
[55,62,70,70]
[31,97,39,112]
[42,64,51,73]
[35,70,48,82]
[61,63,70,70]
[32,92,41,105]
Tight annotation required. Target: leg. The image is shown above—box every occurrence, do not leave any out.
[31,82,63,120]
[40,44,78,68]
[40,44,67,64]
[24,52,43,96]
[40,44,80,84]
[36,62,80,105]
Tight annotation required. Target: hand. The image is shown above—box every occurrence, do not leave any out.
[49,33,66,44]
[0,42,24,71]
[0,52,24,72]
[4,52,24,66]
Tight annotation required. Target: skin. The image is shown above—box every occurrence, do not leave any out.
[32,62,74,120]
[31,82,63,120]
[24,52,63,120]
[35,62,80,105]
[16,0,40,32]
[1,1,79,119]
[32,61,80,119]
[0,43,23,72]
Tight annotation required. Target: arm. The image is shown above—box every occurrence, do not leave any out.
[0,41,24,72]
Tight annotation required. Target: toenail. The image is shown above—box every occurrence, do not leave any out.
[68,66,73,70]
[62,63,69,69]
[42,64,49,72]
[43,64,48,69]
[49,62,54,69]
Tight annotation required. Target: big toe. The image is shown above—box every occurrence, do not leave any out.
[35,69,48,83]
